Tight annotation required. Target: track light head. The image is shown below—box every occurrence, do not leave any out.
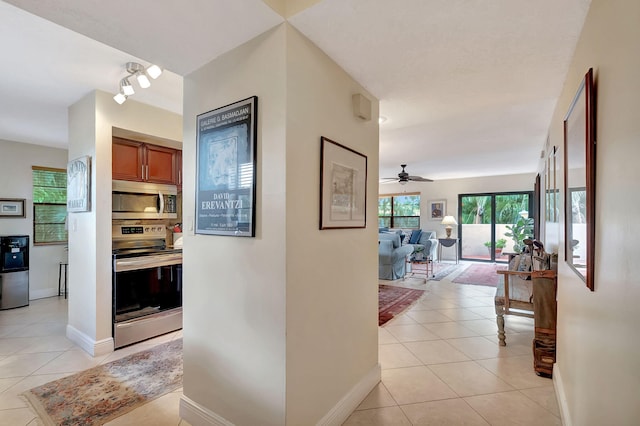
[135,71,151,88]
[120,77,135,96]
[146,64,162,79]
[113,92,127,104]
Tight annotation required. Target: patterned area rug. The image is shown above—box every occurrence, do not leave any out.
[379,285,425,326]
[411,262,462,281]
[22,339,183,426]
[452,263,507,286]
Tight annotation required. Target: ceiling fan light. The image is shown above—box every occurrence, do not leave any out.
[136,72,151,88]
[120,77,135,96]
[113,92,127,104]
[146,64,162,79]
[399,180,407,185]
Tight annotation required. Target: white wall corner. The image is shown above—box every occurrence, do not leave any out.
[316,363,382,426]
[66,324,114,357]
[553,363,572,426]
[180,395,234,426]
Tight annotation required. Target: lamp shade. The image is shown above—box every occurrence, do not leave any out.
[441,215,458,226]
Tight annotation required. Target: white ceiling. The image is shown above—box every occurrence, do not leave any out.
[0,0,591,180]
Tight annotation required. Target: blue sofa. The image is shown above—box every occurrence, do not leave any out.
[378,231,414,280]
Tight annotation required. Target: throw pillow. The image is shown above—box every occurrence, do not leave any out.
[408,229,422,244]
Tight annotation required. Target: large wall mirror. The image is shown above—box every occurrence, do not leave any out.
[563,68,595,291]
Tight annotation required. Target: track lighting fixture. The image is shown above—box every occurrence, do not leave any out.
[112,61,163,104]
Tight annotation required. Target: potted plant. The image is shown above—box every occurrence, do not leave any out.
[484,238,507,257]
[505,216,534,253]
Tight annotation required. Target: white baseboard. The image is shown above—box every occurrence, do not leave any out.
[30,288,58,300]
[553,362,571,426]
[66,324,114,357]
[178,363,381,426]
[317,363,382,426]
[180,395,234,426]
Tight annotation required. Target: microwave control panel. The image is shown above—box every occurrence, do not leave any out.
[113,225,166,240]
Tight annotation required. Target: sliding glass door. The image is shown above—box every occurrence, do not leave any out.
[459,192,533,262]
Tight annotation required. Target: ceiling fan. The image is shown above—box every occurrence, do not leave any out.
[381,164,433,185]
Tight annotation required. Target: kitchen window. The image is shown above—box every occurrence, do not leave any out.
[32,166,67,245]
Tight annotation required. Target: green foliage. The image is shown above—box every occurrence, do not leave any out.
[504,216,534,252]
[484,238,507,249]
[378,195,420,228]
[461,194,531,225]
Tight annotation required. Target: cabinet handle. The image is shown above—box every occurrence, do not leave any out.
[178,170,181,185]
[141,164,144,180]
[146,165,149,180]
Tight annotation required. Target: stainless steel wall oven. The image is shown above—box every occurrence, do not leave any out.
[112,225,182,348]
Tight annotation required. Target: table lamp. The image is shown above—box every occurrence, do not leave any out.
[441,215,458,238]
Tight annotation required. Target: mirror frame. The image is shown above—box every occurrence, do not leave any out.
[563,68,596,291]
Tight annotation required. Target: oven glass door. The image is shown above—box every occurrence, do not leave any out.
[113,260,182,323]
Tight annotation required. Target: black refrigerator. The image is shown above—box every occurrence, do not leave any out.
[0,235,29,310]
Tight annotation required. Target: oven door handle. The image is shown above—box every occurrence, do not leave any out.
[114,254,183,272]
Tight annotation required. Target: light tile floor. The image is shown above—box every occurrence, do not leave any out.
[0,297,189,426]
[344,263,561,425]
[0,262,560,425]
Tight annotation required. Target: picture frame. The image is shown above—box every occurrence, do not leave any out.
[0,198,26,217]
[195,96,258,236]
[428,200,446,220]
[320,137,367,229]
[564,68,595,291]
[67,156,91,212]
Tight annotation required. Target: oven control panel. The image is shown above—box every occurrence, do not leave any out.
[112,225,166,240]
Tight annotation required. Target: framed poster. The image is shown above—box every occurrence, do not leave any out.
[67,156,91,212]
[428,200,446,220]
[0,199,25,217]
[320,137,367,229]
[564,68,595,291]
[196,96,258,236]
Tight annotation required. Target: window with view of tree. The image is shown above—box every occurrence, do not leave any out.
[32,166,67,245]
[378,194,420,228]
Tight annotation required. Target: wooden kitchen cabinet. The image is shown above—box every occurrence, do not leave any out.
[112,138,144,181]
[113,137,179,185]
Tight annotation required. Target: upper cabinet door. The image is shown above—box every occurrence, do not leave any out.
[176,150,182,190]
[146,144,177,184]
[113,138,144,181]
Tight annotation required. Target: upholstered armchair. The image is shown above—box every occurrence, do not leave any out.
[378,232,414,280]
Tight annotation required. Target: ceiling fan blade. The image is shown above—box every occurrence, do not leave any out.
[379,178,398,184]
[408,176,433,182]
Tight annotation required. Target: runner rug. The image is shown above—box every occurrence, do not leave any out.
[379,285,425,326]
[410,262,462,281]
[22,339,183,426]
[452,263,506,287]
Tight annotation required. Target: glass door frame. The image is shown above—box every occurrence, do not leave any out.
[458,191,534,263]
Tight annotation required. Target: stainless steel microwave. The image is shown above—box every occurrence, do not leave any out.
[112,180,178,219]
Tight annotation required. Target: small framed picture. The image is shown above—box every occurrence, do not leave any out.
[0,199,26,217]
[428,200,446,220]
[67,156,91,212]
[320,137,367,229]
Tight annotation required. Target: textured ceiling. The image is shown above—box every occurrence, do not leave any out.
[0,0,591,179]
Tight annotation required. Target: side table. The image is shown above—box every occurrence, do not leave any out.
[438,238,459,264]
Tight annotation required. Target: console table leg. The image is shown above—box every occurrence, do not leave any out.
[496,313,506,346]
